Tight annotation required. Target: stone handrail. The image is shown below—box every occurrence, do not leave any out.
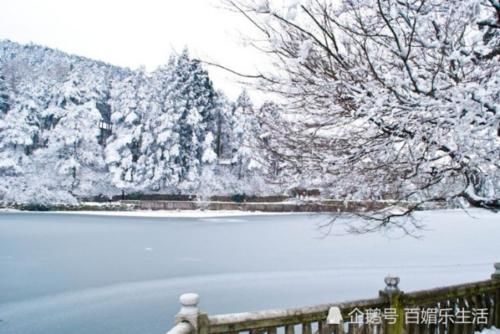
[208,297,388,333]
[166,263,500,334]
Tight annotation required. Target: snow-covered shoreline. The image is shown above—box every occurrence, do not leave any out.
[0,208,308,218]
[0,207,494,219]
[54,209,311,218]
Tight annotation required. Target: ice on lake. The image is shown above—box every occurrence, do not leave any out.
[0,209,498,334]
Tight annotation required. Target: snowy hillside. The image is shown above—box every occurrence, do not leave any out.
[0,40,283,205]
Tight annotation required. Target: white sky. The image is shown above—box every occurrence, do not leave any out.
[0,0,268,100]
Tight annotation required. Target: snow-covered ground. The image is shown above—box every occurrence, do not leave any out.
[0,209,498,334]
[52,209,305,218]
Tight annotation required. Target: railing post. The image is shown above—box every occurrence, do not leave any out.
[174,293,209,334]
[380,276,405,334]
[492,263,500,328]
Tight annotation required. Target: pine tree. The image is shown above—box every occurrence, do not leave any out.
[0,92,41,202]
[39,69,107,196]
[213,91,233,159]
[231,90,262,180]
[146,59,182,192]
[258,101,286,180]
[166,49,219,191]
[105,70,148,192]
[0,71,10,113]
[235,89,252,111]
[0,94,38,171]
[198,131,218,198]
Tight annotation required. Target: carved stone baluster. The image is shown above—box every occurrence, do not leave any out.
[437,301,446,334]
[381,276,404,334]
[267,327,277,334]
[303,322,312,334]
[484,292,494,327]
[317,320,325,334]
[493,263,500,328]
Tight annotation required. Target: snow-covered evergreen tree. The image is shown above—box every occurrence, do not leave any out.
[145,58,182,192]
[231,90,263,179]
[213,91,233,159]
[0,71,9,113]
[34,69,107,197]
[198,131,219,198]
[167,49,218,192]
[0,91,42,203]
[105,69,149,192]
[258,101,285,177]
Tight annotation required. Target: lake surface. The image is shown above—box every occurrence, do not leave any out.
[0,210,498,334]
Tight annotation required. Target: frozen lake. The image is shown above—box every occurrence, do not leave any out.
[0,210,498,334]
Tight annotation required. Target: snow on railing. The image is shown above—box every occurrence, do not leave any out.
[167,293,201,334]
[167,263,500,334]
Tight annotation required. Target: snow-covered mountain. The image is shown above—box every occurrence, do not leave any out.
[0,40,280,205]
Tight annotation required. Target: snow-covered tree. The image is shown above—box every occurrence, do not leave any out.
[37,69,107,197]
[198,131,219,197]
[0,71,9,113]
[37,104,106,196]
[229,0,500,226]
[140,59,182,192]
[167,49,219,192]
[105,69,149,192]
[231,90,263,179]
[213,91,233,158]
[258,101,287,180]
[0,90,43,203]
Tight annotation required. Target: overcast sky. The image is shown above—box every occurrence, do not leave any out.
[0,0,267,99]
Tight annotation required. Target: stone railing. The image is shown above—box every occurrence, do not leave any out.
[166,263,500,334]
[122,199,415,212]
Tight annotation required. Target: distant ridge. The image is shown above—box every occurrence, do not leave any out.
[0,39,130,73]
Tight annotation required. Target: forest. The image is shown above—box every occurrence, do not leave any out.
[0,40,285,204]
